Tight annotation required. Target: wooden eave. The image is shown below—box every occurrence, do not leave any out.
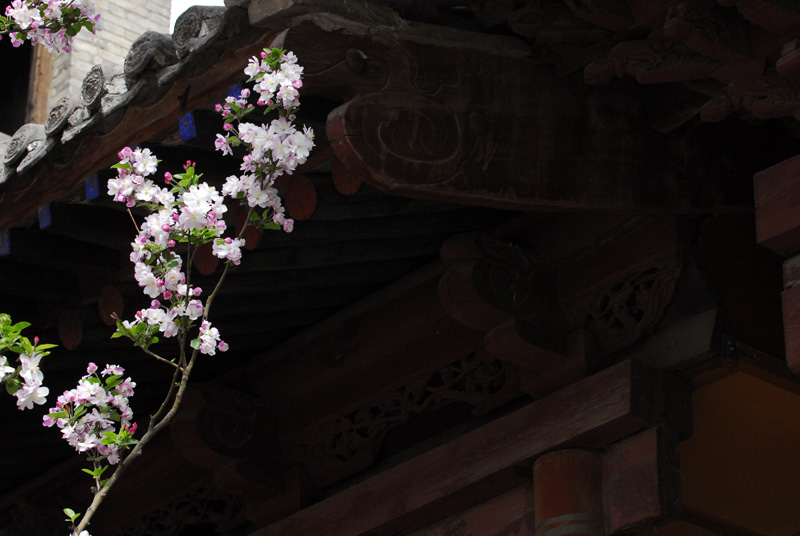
[1,1,800,536]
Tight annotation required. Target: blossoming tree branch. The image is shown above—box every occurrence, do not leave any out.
[0,40,314,536]
[0,0,101,53]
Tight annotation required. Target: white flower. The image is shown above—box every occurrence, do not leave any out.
[15,382,49,410]
[19,352,43,385]
[0,356,15,382]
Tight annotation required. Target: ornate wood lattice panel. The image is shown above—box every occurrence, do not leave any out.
[286,352,521,487]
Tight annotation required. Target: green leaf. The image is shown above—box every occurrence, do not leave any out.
[63,508,80,522]
[190,338,201,350]
[5,381,20,395]
[81,465,108,478]
[35,343,57,351]
[105,374,123,388]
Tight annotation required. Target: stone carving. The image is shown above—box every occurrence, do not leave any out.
[173,6,227,58]
[289,352,518,486]
[118,485,246,536]
[3,124,45,167]
[124,31,180,85]
[17,137,57,174]
[45,95,78,136]
[82,65,107,110]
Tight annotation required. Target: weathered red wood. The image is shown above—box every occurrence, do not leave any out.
[533,449,602,536]
[402,485,534,536]
[516,328,599,400]
[98,285,124,326]
[246,467,316,527]
[250,360,687,536]
[331,157,363,196]
[284,174,317,221]
[484,319,566,371]
[57,310,82,350]
[192,241,220,275]
[754,154,800,254]
[602,427,682,533]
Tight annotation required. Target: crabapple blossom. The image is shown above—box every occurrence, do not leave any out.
[15,380,49,410]
[212,237,245,265]
[45,363,136,464]
[0,49,313,536]
[215,48,314,234]
[0,356,14,381]
[1,0,101,53]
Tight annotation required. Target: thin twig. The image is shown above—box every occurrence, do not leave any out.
[125,208,140,234]
[139,347,181,370]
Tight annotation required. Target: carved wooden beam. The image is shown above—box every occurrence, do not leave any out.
[754,154,800,254]
[283,351,520,488]
[558,218,684,356]
[253,274,487,441]
[251,359,690,536]
[258,17,695,212]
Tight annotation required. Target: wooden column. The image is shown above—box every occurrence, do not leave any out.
[534,450,604,536]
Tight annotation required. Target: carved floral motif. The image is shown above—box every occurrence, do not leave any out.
[288,352,518,486]
[586,265,681,354]
[118,485,246,536]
